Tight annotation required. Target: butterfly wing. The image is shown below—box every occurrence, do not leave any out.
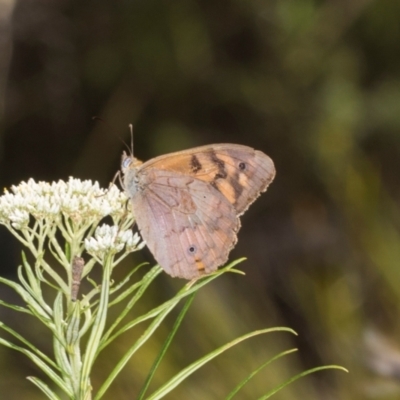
[140,144,275,215]
[130,170,240,279]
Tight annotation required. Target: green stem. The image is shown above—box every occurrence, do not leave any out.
[79,253,113,399]
[67,301,83,398]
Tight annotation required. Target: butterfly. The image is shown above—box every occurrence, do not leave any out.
[121,143,275,279]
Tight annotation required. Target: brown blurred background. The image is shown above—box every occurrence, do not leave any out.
[1,0,400,399]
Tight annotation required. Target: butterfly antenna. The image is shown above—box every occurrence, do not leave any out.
[129,124,134,157]
[92,116,132,155]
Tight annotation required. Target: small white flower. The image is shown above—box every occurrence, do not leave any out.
[8,208,30,229]
[126,232,145,252]
[84,224,143,258]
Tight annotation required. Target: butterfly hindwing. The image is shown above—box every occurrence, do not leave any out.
[130,170,240,279]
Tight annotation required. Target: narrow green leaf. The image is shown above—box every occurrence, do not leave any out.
[0,275,51,323]
[21,251,62,306]
[83,281,102,306]
[100,266,162,347]
[137,293,196,400]
[53,333,74,387]
[226,348,298,399]
[109,262,148,295]
[53,291,67,348]
[22,252,44,296]
[80,256,96,277]
[0,299,31,314]
[101,261,244,349]
[78,305,93,337]
[66,301,84,397]
[110,265,160,303]
[146,327,297,400]
[35,257,62,292]
[257,365,349,399]
[86,275,98,289]
[0,276,31,301]
[108,279,144,306]
[47,237,67,270]
[0,338,72,396]
[27,376,61,400]
[51,291,75,387]
[65,242,71,263]
[66,300,81,346]
[94,295,183,399]
[17,262,53,319]
[0,322,59,370]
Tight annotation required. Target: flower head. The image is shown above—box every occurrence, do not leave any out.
[0,178,129,229]
[85,224,144,260]
[0,178,144,262]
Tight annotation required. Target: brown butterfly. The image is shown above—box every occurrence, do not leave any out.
[121,144,275,279]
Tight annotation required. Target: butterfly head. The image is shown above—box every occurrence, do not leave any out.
[121,151,143,173]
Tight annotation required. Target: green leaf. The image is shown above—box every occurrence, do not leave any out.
[94,290,183,399]
[0,322,59,370]
[0,337,72,396]
[226,348,298,399]
[81,256,97,277]
[137,293,196,400]
[27,377,61,400]
[100,266,162,347]
[66,300,81,347]
[18,253,54,318]
[257,365,349,399]
[78,304,94,337]
[53,291,68,349]
[34,256,62,292]
[0,275,51,323]
[0,299,31,314]
[108,262,152,305]
[146,327,297,400]
[20,251,44,300]
[101,260,245,349]
[65,242,71,262]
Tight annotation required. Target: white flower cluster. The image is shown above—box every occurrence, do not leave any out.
[0,177,145,260]
[85,224,144,258]
[0,178,128,229]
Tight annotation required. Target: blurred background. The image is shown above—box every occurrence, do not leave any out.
[1,0,400,398]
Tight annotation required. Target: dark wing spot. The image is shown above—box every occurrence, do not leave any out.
[210,152,227,179]
[210,181,218,190]
[188,245,197,254]
[229,174,244,202]
[190,155,202,173]
[238,162,246,170]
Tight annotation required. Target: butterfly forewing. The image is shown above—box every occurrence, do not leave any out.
[139,144,275,215]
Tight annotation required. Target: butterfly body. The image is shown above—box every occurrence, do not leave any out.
[121,144,275,279]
